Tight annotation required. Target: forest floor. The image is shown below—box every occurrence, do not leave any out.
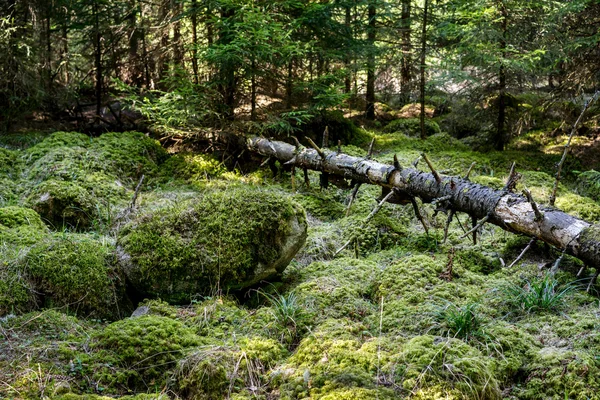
[2,123,600,400]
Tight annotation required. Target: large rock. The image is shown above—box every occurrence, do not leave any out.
[117,187,307,303]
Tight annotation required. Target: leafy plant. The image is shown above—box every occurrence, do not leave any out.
[257,288,306,346]
[434,301,484,340]
[502,273,575,313]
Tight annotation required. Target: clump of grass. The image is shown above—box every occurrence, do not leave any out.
[502,273,575,313]
[257,288,307,347]
[434,301,484,340]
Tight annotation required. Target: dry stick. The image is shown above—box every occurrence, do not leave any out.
[587,269,600,293]
[334,190,396,256]
[550,247,568,276]
[345,138,376,217]
[471,215,478,245]
[443,210,455,244]
[306,137,326,159]
[523,188,544,222]
[130,175,145,209]
[303,168,310,188]
[291,166,296,192]
[464,162,476,180]
[337,139,342,153]
[550,91,600,206]
[504,161,521,192]
[259,157,271,168]
[322,126,329,148]
[507,237,537,268]
[421,153,442,183]
[412,155,422,168]
[410,195,429,235]
[460,214,490,240]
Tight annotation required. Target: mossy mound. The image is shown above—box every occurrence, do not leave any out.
[117,187,307,303]
[175,337,287,399]
[27,179,99,229]
[158,153,226,183]
[0,206,49,245]
[24,234,129,319]
[397,335,500,399]
[91,315,200,392]
[90,131,168,182]
[293,258,378,323]
[383,117,441,137]
[0,247,37,316]
[23,131,91,162]
[0,146,20,177]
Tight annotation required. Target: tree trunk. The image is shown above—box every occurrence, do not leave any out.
[191,0,199,85]
[344,4,352,94]
[247,137,600,270]
[172,0,183,66]
[400,0,412,103]
[157,0,170,85]
[419,0,429,140]
[219,5,236,120]
[495,0,508,151]
[365,0,376,120]
[93,0,102,118]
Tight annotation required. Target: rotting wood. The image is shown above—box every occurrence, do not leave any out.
[248,136,600,270]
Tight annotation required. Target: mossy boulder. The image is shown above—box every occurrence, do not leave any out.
[27,179,98,229]
[117,187,307,303]
[0,247,37,316]
[24,234,129,319]
[91,315,200,392]
[0,206,48,245]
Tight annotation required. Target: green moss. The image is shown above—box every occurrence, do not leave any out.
[0,205,46,230]
[293,190,346,221]
[91,315,200,392]
[118,187,306,303]
[454,249,500,275]
[26,179,98,229]
[470,175,504,190]
[576,170,600,201]
[397,335,500,399]
[556,192,600,222]
[0,146,19,176]
[24,234,128,319]
[384,118,441,137]
[90,131,168,182]
[23,131,91,162]
[158,153,226,183]
[318,387,396,399]
[0,247,37,316]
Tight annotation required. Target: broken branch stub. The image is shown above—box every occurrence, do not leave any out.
[248,137,600,269]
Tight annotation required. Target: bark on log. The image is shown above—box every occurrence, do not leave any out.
[248,137,600,269]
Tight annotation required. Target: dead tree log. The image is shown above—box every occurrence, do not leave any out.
[248,137,600,269]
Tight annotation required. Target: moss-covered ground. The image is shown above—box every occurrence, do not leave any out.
[2,125,600,399]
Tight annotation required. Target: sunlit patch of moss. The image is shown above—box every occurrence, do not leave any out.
[0,246,37,316]
[470,175,504,190]
[576,169,600,201]
[118,187,307,303]
[90,315,200,392]
[188,296,251,339]
[318,387,397,399]
[175,337,287,399]
[556,192,600,221]
[0,206,49,245]
[158,153,226,183]
[277,319,395,399]
[24,233,129,319]
[454,248,501,275]
[396,335,500,399]
[292,190,346,221]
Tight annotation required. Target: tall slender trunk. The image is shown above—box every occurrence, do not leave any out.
[127,1,142,86]
[158,0,170,85]
[60,16,69,85]
[45,3,52,93]
[400,0,412,103]
[344,4,352,94]
[140,0,150,87]
[93,0,102,118]
[419,0,429,140]
[191,0,199,84]
[251,58,256,121]
[365,0,376,120]
[219,5,236,119]
[172,0,183,66]
[286,58,293,108]
[495,0,508,151]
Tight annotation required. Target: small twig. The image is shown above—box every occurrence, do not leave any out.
[303,168,310,188]
[291,136,302,149]
[421,153,442,183]
[412,155,422,168]
[306,137,326,159]
[259,157,271,168]
[345,182,362,217]
[549,247,568,276]
[291,166,296,192]
[523,188,544,222]
[550,91,600,206]
[337,139,342,153]
[130,175,145,209]
[504,162,521,192]
[439,247,455,281]
[587,269,600,293]
[410,196,429,235]
[460,214,490,240]
[443,210,455,244]
[335,190,396,256]
[393,154,402,171]
[367,138,376,159]
[464,162,476,180]
[322,126,329,148]
[432,195,452,205]
[507,237,537,268]
[471,215,478,245]
[577,266,586,277]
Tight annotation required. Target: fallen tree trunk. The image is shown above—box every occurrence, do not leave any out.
[248,137,600,269]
